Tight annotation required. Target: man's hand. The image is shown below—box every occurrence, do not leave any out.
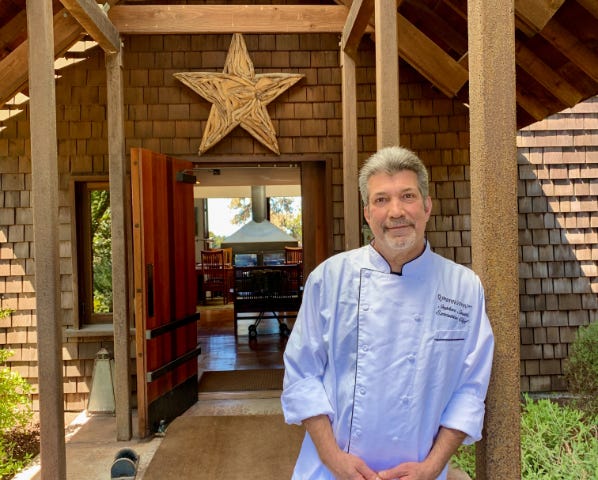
[377,461,436,480]
[324,449,382,480]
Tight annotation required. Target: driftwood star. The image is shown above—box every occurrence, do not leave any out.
[174,34,304,155]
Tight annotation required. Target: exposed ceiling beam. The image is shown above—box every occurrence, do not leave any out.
[108,5,359,34]
[0,10,27,56]
[341,0,375,57]
[515,0,566,36]
[541,19,598,83]
[516,85,551,121]
[576,0,598,19]
[397,14,468,98]
[0,9,84,108]
[515,40,583,107]
[59,0,120,53]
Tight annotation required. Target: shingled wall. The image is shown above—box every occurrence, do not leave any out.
[517,99,598,392]
[0,31,596,410]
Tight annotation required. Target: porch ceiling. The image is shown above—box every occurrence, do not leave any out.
[1,0,598,128]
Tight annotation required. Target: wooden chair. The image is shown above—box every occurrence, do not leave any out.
[284,246,303,264]
[284,246,303,292]
[200,249,229,304]
[222,247,233,266]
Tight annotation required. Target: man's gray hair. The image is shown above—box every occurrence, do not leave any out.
[358,146,429,205]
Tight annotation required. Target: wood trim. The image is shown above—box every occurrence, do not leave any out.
[515,0,565,36]
[109,5,359,34]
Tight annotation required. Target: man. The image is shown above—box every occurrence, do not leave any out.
[282,146,494,479]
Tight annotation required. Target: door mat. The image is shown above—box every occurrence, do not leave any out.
[142,415,303,480]
[198,368,284,392]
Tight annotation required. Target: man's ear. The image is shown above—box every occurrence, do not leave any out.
[363,205,370,224]
[424,197,433,216]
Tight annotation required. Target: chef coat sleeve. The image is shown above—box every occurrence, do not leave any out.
[281,271,335,425]
[440,282,495,444]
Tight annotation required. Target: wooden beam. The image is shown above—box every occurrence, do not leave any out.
[577,0,598,19]
[515,0,565,36]
[341,51,361,250]
[108,5,360,34]
[375,0,399,148]
[0,9,84,108]
[515,40,583,107]
[541,19,598,83]
[516,85,551,121]
[397,14,469,98]
[59,0,120,53]
[26,2,66,479]
[106,48,132,441]
[341,0,375,57]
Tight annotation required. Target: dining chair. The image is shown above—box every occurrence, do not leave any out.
[284,246,303,264]
[200,249,229,304]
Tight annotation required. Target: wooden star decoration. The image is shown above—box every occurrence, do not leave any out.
[174,33,304,155]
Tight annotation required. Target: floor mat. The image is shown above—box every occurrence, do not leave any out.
[198,368,284,392]
[142,415,303,479]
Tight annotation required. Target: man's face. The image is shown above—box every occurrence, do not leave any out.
[363,169,432,261]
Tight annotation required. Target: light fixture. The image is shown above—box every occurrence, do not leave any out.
[176,169,200,184]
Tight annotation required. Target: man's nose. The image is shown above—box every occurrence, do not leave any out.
[388,197,405,217]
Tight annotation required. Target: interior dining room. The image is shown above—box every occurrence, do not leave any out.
[192,165,303,375]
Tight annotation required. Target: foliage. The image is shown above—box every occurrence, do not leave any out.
[90,189,112,313]
[0,309,13,319]
[229,196,302,241]
[564,320,598,417]
[0,350,35,479]
[451,395,598,479]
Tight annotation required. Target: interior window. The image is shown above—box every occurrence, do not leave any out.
[74,181,113,325]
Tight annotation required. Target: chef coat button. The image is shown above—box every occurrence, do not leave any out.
[408,354,416,362]
[401,396,409,405]
[354,429,362,438]
[362,304,369,311]
[361,344,369,352]
[359,387,366,395]
[414,314,422,322]
[364,271,371,278]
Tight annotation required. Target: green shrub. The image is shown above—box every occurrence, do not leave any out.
[0,349,34,479]
[450,395,598,479]
[564,320,598,417]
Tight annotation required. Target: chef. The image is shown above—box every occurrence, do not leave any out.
[282,146,494,480]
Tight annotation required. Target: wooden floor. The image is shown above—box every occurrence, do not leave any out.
[197,301,289,372]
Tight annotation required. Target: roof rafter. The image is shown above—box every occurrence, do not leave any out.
[515,0,566,36]
[59,0,120,53]
[0,8,85,109]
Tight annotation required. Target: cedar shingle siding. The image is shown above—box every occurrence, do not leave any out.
[0,33,596,410]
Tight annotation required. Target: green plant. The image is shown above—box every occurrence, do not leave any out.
[0,349,34,479]
[0,309,14,319]
[450,395,598,479]
[564,320,598,417]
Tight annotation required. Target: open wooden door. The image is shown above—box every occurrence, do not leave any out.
[131,148,199,437]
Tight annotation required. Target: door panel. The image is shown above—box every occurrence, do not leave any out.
[131,148,199,436]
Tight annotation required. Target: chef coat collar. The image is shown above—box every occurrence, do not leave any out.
[367,240,432,277]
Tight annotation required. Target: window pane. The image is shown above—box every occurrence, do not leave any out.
[90,189,112,314]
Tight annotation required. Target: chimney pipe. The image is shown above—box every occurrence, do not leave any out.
[251,185,267,223]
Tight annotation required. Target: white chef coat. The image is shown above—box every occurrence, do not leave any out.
[281,243,494,479]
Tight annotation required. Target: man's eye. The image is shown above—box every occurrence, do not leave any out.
[374,197,386,204]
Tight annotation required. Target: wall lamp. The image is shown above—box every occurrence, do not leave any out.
[176,169,201,184]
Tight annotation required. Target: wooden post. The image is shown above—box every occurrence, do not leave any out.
[106,48,133,441]
[375,0,399,148]
[26,1,66,478]
[341,50,361,250]
[468,0,521,478]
